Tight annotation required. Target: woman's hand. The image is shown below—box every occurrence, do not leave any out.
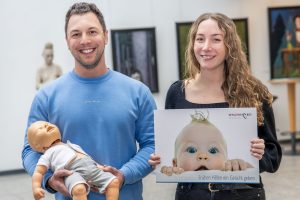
[250,138,265,160]
[148,153,161,168]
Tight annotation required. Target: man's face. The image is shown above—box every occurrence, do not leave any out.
[66,12,108,70]
[174,122,227,171]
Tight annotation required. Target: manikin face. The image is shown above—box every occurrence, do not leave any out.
[27,121,61,153]
[174,122,227,171]
[43,49,54,66]
[193,19,226,71]
[66,12,108,70]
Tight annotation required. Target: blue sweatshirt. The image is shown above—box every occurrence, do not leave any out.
[22,69,156,200]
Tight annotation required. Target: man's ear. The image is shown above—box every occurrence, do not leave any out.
[172,158,177,167]
[66,39,70,50]
[104,30,108,45]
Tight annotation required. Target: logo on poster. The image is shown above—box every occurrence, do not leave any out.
[228,112,252,119]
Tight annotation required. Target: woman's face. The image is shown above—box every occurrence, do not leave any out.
[193,19,226,71]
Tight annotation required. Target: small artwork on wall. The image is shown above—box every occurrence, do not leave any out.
[36,42,62,90]
[176,22,192,80]
[176,19,250,80]
[232,18,250,62]
[268,6,300,79]
[111,28,159,93]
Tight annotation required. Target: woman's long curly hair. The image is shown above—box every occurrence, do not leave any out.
[185,13,273,125]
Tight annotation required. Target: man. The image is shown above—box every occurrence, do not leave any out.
[22,2,156,200]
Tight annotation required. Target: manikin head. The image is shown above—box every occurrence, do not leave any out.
[173,111,227,171]
[43,43,54,66]
[27,121,61,153]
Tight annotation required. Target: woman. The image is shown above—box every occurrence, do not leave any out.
[149,13,282,200]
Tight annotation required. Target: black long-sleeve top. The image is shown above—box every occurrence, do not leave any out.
[165,81,282,182]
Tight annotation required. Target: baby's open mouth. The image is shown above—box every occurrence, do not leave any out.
[195,166,208,171]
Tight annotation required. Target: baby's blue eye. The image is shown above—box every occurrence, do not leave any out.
[208,147,219,154]
[186,146,197,154]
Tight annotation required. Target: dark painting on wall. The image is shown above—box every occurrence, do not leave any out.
[233,18,250,62]
[176,19,250,80]
[268,6,300,79]
[111,28,159,92]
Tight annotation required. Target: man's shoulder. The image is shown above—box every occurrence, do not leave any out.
[111,70,147,89]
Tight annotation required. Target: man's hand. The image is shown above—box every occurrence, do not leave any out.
[100,165,125,188]
[223,159,254,171]
[160,166,184,176]
[48,169,72,196]
[33,187,45,200]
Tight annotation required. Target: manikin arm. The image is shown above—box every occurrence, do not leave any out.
[32,165,48,200]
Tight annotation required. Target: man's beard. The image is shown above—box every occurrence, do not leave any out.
[77,59,100,70]
[76,48,105,70]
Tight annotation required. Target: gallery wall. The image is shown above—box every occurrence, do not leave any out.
[0,0,299,171]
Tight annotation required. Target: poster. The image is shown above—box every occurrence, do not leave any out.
[154,108,259,183]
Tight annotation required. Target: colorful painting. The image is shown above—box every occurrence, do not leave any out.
[268,6,300,79]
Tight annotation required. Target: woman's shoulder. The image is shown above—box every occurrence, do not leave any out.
[168,80,184,91]
[165,80,185,108]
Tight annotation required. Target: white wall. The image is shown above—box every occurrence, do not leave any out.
[0,0,299,171]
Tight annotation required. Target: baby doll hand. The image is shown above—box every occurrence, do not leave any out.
[148,153,161,169]
[160,166,184,176]
[250,138,265,160]
[33,187,45,200]
[224,159,254,171]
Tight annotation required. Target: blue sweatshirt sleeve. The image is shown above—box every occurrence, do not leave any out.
[120,87,156,184]
[21,92,55,193]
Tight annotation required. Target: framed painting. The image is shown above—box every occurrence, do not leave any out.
[176,22,192,80]
[176,19,250,80]
[268,6,300,79]
[111,27,159,92]
[233,18,250,63]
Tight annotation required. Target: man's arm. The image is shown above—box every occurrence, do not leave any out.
[22,93,55,192]
[120,87,156,185]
